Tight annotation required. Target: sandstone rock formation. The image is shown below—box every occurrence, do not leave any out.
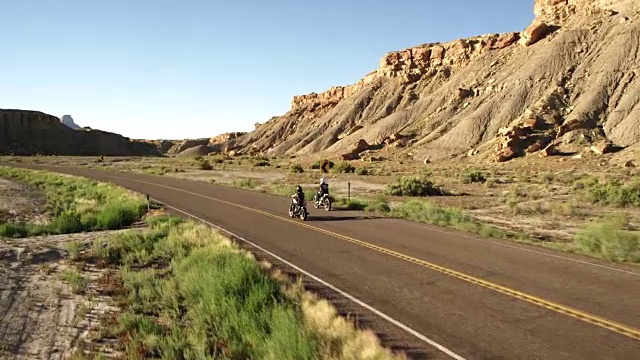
[60,115,80,129]
[211,0,640,163]
[167,139,210,155]
[176,145,217,157]
[0,109,160,156]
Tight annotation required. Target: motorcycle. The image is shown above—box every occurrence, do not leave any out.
[289,196,308,220]
[313,192,332,211]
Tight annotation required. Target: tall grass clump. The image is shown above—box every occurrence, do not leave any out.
[94,215,403,359]
[0,166,146,238]
[386,177,446,197]
[365,195,391,213]
[96,218,320,359]
[390,200,506,239]
[575,217,640,262]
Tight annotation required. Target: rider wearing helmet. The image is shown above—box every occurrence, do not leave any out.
[291,185,305,212]
[317,177,329,201]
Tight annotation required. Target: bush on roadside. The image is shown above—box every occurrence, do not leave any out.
[386,177,446,197]
[575,217,640,262]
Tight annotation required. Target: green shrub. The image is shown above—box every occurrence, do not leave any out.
[386,177,445,197]
[198,159,213,170]
[290,164,304,173]
[365,196,391,213]
[461,170,487,184]
[0,222,30,238]
[253,160,271,167]
[334,162,355,174]
[234,178,260,189]
[94,220,321,359]
[356,167,370,176]
[311,160,334,170]
[583,179,640,207]
[575,218,640,262]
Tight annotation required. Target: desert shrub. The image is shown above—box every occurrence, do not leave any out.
[365,196,391,213]
[575,217,640,262]
[461,170,487,184]
[356,167,370,176]
[197,159,213,170]
[386,177,445,197]
[583,179,640,207]
[311,160,334,170]
[290,164,304,173]
[253,160,271,167]
[233,178,260,189]
[334,162,355,174]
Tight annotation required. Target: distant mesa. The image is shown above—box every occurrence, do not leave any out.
[60,115,81,129]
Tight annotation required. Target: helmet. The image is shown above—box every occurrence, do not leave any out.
[320,178,325,184]
[296,185,302,193]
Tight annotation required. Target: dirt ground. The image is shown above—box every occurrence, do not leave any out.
[0,179,119,360]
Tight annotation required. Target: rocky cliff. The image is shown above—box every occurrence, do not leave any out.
[221,0,640,163]
[0,109,160,156]
[60,115,80,129]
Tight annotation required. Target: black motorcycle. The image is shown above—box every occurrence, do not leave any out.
[289,196,308,221]
[313,192,332,211]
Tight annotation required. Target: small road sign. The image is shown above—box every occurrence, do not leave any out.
[321,160,330,173]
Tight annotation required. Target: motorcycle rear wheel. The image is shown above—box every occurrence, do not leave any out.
[323,198,331,211]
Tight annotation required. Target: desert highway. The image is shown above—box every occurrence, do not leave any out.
[8,163,640,360]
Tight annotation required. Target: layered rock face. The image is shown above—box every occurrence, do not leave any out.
[534,0,637,23]
[218,0,640,163]
[290,33,519,111]
[0,109,160,156]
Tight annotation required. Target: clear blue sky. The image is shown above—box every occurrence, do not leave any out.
[0,0,534,140]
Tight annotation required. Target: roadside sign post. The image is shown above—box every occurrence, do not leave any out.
[348,182,351,203]
[146,194,150,213]
[320,160,330,174]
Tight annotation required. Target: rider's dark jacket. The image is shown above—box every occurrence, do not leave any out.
[318,183,329,195]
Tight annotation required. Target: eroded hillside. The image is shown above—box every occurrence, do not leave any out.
[220,0,640,163]
[0,109,160,156]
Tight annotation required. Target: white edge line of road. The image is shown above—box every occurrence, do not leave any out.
[384,218,640,277]
[154,198,467,360]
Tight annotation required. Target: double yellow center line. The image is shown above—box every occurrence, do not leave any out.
[115,175,640,342]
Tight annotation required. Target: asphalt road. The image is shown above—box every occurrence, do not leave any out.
[6,163,640,360]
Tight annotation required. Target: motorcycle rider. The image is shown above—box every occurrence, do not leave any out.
[290,185,305,212]
[316,177,329,203]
